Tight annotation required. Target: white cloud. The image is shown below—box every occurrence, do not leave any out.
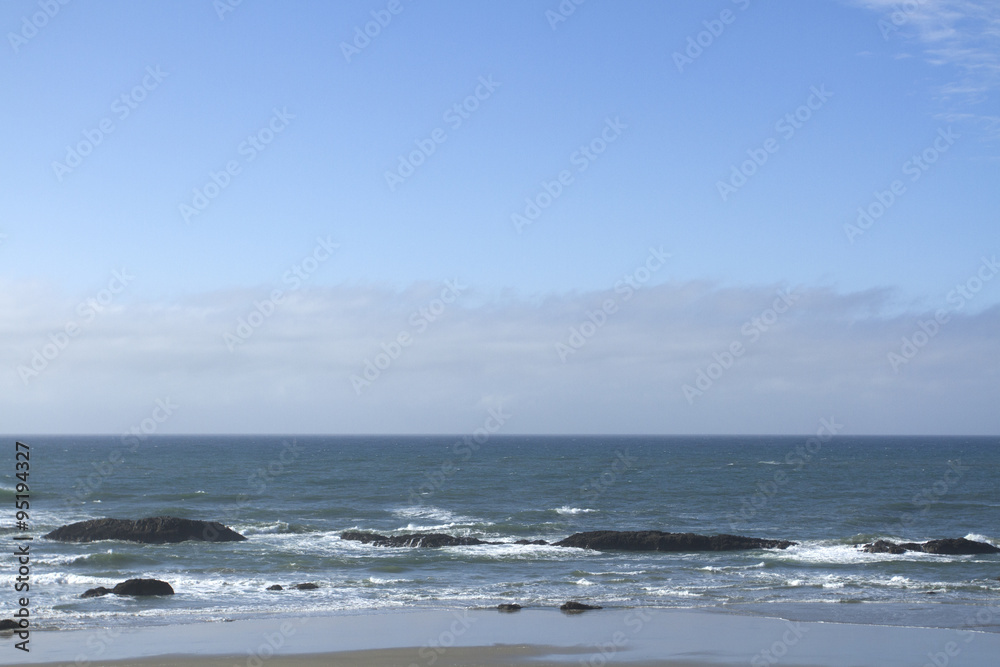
[2,279,997,435]
[851,0,1000,134]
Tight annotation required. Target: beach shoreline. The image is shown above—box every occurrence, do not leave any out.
[8,605,1000,667]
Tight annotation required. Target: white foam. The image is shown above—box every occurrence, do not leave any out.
[556,506,597,515]
[392,506,471,523]
[964,533,997,546]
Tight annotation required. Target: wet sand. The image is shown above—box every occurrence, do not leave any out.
[10,606,1000,666]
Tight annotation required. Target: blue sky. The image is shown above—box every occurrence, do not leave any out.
[2,0,998,435]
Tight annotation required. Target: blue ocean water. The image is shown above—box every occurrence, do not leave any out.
[5,435,999,632]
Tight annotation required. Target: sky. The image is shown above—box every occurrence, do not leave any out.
[2,0,998,435]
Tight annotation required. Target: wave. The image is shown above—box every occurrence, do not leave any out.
[392,506,473,523]
[555,506,598,515]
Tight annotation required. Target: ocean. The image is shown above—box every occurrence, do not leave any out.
[8,434,1000,633]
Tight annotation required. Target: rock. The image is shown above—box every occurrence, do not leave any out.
[554,531,796,552]
[266,584,283,591]
[922,538,1000,555]
[497,603,522,612]
[112,579,174,596]
[45,517,246,544]
[560,601,602,613]
[862,540,907,554]
[81,586,112,598]
[514,539,549,545]
[295,583,318,590]
[860,538,1000,556]
[0,620,21,631]
[340,530,490,548]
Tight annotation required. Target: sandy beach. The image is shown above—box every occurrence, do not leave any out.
[9,606,1000,667]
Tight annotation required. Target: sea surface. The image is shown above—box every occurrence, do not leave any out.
[5,435,999,633]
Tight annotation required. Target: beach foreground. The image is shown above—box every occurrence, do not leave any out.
[11,607,1000,667]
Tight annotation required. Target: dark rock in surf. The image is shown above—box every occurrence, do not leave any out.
[560,601,602,613]
[111,579,174,596]
[514,539,549,545]
[497,603,522,612]
[554,531,796,552]
[340,530,490,548]
[861,538,999,555]
[295,583,319,590]
[45,516,246,544]
[922,538,1000,555]
[0,620,22,631]
[862,540,908,554]
[81,586,113,598]
[266,584,283,591]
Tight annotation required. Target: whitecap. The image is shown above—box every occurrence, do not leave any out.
[556,506,597,515]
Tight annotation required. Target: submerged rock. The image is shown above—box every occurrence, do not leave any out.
[266,584,284,591]
[0,620,22,631]
[295,583,319,590]
[340,530,490,548]
[497,603,522,612]
[45,517,246,544]
[862,538,999,555]
[560,601,602,613]
[514,539,549,545]
[554,531,796,552]
[81,586,113,598]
